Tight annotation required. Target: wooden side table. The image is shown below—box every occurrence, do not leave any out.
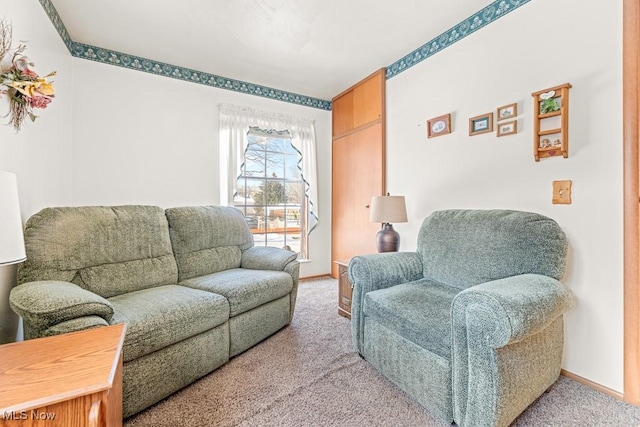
[335,260,353,319]
[0,324,126,427]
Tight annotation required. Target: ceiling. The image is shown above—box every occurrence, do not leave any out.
[49,0,495,102]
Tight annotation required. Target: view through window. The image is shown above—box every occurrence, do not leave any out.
[234,128,308,259]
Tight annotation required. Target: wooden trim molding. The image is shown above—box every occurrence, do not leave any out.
[624,0,640,405]
[561,370,623,401]
[299,274,333,281]
[332,119,383,141]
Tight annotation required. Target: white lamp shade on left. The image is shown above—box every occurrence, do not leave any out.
[0,171,26,265]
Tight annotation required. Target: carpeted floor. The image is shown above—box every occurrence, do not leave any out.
[124,277,640,427]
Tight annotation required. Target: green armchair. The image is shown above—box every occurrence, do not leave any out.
[349,209,573,427]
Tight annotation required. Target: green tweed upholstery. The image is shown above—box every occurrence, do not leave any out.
[349,209,573,427]
[165,206,254,281]
[349,251,424,354]
[364,319,453,422]
[17,205,178,297]
[36,316,110,340]
[180,268,293,317]
[451,275,572,427]
[241,246,298,270]
[363,279,457,359]
[11,204,300,419]
[122,324,229,418]
[10,280,114,330]
[229,295,290,356]
[417,209,568,289]
[108,285,229,362]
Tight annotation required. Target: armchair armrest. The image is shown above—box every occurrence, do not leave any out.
[10,281,114,331]
[451,273,574,427]
[241,246,299,271]
[349,252,424,353]
[451,274,573,348]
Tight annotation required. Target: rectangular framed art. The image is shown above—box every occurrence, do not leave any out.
[427,113,452,138]
[469,112,493,136]
[497,103,517,121]
[497,120,517,137]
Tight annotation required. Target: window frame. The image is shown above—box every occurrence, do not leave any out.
[234,128,309,260]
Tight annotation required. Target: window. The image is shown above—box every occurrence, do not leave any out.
[234,128,308,259]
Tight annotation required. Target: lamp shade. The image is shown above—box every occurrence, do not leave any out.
[370,195,408,224]
[0,172,26,265]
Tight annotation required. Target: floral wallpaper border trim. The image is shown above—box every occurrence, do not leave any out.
[38,0,531,109]
[37,0,332,111]
[70,42,332,110]
[385,0,532,79]
[38,0,73,53]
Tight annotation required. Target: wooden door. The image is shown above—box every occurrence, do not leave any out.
[331,70,385,278]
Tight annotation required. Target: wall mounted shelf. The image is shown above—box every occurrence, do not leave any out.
[532,83,572,161]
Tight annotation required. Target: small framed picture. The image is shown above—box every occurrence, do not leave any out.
[427,113,452,138]
[497,103,517,121]
[469,112,493,136]
[497,120,517,137]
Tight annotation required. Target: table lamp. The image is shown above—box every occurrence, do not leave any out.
[370,193,407,252]
[0,171,26,344]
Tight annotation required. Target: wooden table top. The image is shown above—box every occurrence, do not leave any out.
[0,324,126,413]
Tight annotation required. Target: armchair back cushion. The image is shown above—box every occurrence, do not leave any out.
[417,209,568,289]
[165,206,255,282]
[18,206,178,298]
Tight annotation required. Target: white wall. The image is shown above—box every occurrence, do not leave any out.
[0,1,74,218]
[386,0,623,390]
[5,0,623,390]
[71,59,332,277]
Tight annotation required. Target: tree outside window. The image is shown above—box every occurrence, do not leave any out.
[234,129,308,259]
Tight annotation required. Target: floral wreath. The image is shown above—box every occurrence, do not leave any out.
[0,19,56,132]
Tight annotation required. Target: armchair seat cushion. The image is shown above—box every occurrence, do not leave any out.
[364,279,458,360]
[109,285,229,362]
[180,268,293,317]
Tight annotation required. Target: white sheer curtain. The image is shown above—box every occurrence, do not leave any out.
[218,103,319,233]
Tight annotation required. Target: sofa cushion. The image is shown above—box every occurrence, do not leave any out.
[18,205,178,298]
[364,279,458,359]
[179,268,293,317]
[80,255,178,298]
[108,285,229,362]
[166,206,255,281]
[417,210,568,289]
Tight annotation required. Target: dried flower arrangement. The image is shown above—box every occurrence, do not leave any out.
[0,19,56,132]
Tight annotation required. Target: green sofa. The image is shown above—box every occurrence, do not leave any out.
[9,205,299,417]
[349,209,573,427]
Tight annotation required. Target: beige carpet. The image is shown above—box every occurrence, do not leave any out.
[125,277,640,427]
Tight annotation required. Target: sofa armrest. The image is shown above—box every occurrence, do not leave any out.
[349,252,424,353]
[241,246,299,271]
[451,273,573,427]
[10,281,114,331]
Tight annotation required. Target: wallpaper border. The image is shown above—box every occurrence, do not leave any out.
[386,0,532,79]
[38,0,531,109]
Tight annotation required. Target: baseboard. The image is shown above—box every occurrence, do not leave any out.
[300,274,333,281]
[561,369,624,401]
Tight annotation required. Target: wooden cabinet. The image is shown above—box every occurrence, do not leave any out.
[331,69,386,278]
[0,324,126,427]
[335,260,353,318]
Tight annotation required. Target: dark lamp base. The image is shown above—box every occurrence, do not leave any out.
[376,223,400,252]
